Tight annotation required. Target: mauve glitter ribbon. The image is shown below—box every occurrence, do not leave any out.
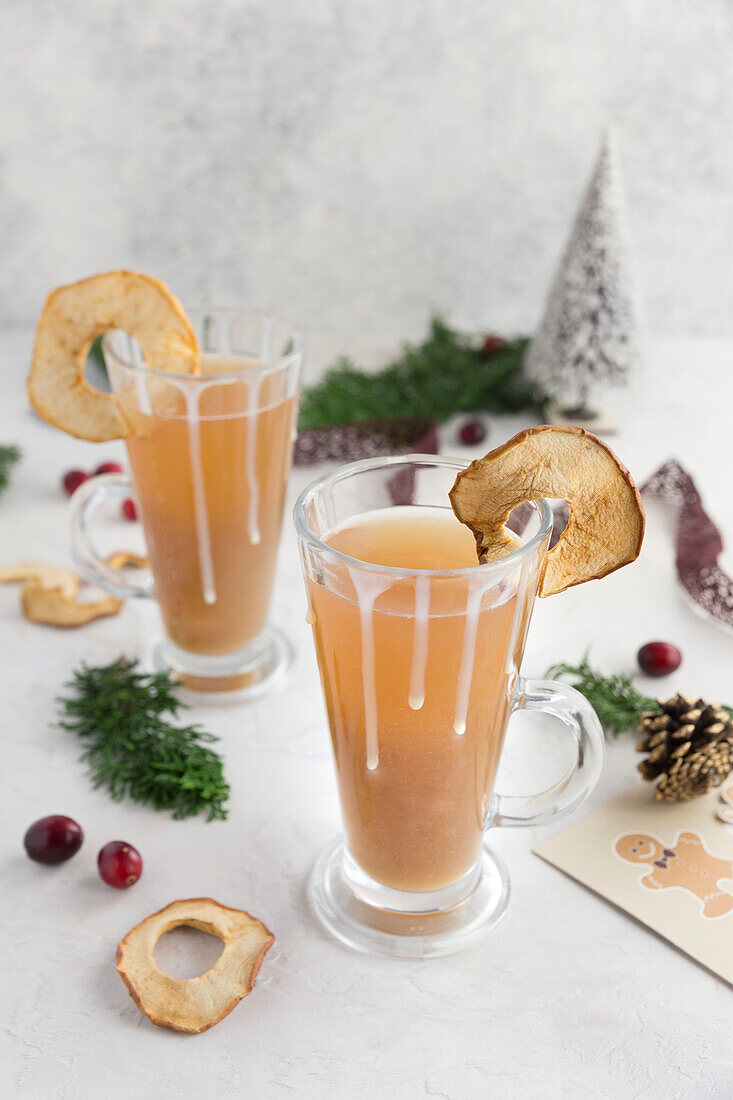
[642,460,733,632]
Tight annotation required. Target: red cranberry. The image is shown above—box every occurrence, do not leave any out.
[62,469,90,496]
[95,461,124,476]
[459,419,487,446]
[24,815,83,865]
[121,498,138,522]
[97,841,142,889]
[637,641,682,678]
[480,334,506,358]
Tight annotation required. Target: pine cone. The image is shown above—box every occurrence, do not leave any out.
[636,693,733,802]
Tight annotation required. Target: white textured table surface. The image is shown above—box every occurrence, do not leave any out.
[2,332,733,1099]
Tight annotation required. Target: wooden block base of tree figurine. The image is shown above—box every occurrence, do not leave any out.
[544,399,617,435]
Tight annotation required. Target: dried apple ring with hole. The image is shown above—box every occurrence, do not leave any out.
[116,898,274,1034]
[27,271,199,442]
[449,425,645,597]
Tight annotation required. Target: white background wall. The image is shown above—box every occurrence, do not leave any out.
[2,0,732,347]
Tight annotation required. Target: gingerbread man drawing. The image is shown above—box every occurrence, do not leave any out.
[614,831,733,919]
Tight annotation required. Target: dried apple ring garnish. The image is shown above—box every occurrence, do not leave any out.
[116,898,274,1034]
[450,425,645,597]
[27,271,199,442]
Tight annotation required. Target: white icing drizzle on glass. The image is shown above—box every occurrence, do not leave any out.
[453,578,485,736]
[183,386,217,606]
[245,375,262,546]
[408,574,431,711]
[348,567,390,771]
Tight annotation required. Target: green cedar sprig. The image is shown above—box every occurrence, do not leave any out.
[58,658,229,820]
[298,317,538,430]
[546,654,733,739]
[87,335,106,374]
[546,655,655,739]
[0,444,21,496]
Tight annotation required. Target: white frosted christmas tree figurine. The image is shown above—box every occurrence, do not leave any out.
[525,130,640,432]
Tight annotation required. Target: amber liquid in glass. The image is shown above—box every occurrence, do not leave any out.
[307,506,532,893]
[118,354,297,657]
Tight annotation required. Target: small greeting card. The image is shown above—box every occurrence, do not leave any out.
[534,781,733,984]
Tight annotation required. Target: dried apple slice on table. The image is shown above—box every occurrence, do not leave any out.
[27,270,199,441]
[0,563,79,600]
[0,562,122,626]
[106,551,150,571]
[117,898,274,1034]
[450,426,644,595]
[21,584,121,626]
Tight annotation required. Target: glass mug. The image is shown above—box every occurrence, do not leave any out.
[295,455,604,957]
[71,308,303,696]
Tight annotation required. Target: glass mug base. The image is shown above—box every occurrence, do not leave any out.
[144,625,295,702]
[308,839,510,959]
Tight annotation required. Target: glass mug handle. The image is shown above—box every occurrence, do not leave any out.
[490,677,604,828]
[69,473,154,600]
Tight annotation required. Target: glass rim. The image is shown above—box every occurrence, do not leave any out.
[101,305,304,384]
[293,453,554,579]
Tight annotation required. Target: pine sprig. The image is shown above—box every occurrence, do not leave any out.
[298,317,538,430]
[0,444,21,496]
[87,335,106,374]
[547,655,733,739]
[58,659,229,820]
[546,655,654,739]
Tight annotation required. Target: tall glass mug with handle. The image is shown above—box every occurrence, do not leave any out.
[295,455,605,958]
[71,308,303,696]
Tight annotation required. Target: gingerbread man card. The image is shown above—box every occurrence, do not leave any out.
[535,783,733,984]
[614,830,733,919]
